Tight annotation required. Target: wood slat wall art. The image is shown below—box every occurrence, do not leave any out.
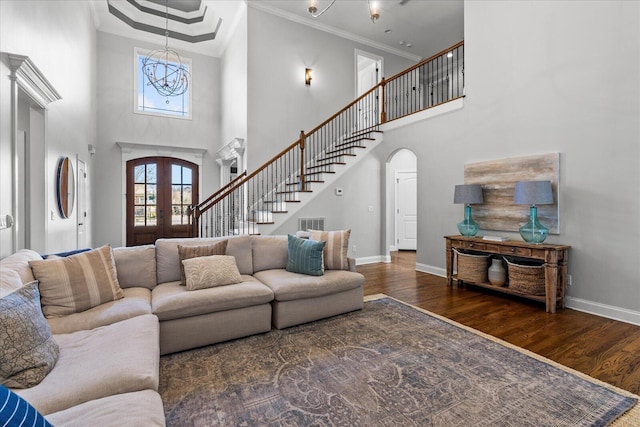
[464,153,560,234]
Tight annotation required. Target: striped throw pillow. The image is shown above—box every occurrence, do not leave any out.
[29,245,124,318]
[177,240,228,285]
[0,385,53,426]
[309,229,351,270]
[286,234,326,276]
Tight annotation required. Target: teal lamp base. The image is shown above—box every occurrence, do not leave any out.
[457,205,479,237]
[519,206,548,244]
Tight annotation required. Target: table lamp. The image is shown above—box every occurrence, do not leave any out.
[514,180,553,243]
[453,184,484,236]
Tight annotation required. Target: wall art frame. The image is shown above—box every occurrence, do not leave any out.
[464,153,560,234]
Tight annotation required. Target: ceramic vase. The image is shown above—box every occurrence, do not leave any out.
[488,258,506,286]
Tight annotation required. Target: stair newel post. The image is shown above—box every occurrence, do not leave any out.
[187,205,198,238]
[380,77,387,124]
[299,130,306,191]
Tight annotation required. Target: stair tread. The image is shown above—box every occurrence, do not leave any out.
[276,190,313,194]
[320,153,357,160]
[328,145,366,153]
[307,165,335,171]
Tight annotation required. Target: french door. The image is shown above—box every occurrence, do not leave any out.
[126,157,198,246]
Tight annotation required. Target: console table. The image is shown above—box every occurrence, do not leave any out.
[445,236,570,313]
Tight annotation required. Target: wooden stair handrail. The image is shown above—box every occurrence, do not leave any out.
[386,40,464,82]
[192,40,464,236]
[195,170,247,211]
[194,138,303,217]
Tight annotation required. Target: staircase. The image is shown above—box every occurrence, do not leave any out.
[189,41,464,237]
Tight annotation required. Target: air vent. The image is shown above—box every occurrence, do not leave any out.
[298,217,325,231]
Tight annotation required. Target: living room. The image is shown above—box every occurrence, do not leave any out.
[1,0,638,325]
[1,1,639,425]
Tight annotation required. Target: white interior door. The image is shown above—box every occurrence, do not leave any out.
[76,157,87,248]
[396,171,417,250]
[356,51,383,131]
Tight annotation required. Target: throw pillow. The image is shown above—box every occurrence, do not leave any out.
[309,229,351,270]
[182,255,243,291]
[286,234,326,276]
[0,385,53,426]
[177,240,228,285]
[29,245,124,318]
[0,282,59,389]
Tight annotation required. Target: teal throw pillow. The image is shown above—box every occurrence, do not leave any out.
[286,234,326,276]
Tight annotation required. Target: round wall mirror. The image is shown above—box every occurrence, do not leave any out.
[56,156,75,219]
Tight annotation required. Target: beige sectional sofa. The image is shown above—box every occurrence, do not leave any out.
[0,234,364,426]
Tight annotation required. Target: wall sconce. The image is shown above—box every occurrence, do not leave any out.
[305,68,312,86]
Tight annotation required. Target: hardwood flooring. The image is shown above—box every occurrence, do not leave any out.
[358,250,640,395]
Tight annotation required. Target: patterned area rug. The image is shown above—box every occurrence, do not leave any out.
[159,296,638,426]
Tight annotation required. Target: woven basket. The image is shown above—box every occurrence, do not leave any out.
[506,259,545,295]
[454,249,490,283]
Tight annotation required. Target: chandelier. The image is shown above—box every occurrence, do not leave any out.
[142,0,190,98]
[308,0,380,23]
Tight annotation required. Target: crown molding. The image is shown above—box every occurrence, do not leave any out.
[4,53,62,108]
[246,1,422,63]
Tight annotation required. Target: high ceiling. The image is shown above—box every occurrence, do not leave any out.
[92,0,463,59]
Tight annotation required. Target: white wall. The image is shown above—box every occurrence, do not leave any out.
[221,5,248,150]
[94,32,221,247]
[0,0,97,256]
[375,0,639,319]
[246,7,417,260]
[245,7,416,171]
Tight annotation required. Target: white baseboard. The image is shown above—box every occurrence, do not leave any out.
[416,263,446,277]
[565,297,640,326]
[355,255,390,265]
[412,264,640,327]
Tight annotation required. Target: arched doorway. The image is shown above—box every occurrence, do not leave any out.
[126,156,198,246]
[387,149,417,252]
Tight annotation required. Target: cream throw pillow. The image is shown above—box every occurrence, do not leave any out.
[29,245,124,318]
[309,229,351,270]
[177,240,228,285]
[182,255,243,291]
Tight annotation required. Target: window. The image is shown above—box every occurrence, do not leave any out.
[171,163,192,225]
[133,162,157,226]
[135,48,192,119]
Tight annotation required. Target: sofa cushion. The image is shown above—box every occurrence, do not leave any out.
[286,234,325,276]
[1,282,59,389]
[0,385,53,427]
[45,390,165,427]
[177,240,227,285]
[0,249,41,290]
[310,229,351,270]
[29,245,124,318]
[13,314,160,416]
[0,268,23,298]
[46,287,152,335]
[113,245,157,289]
[156,235,253,283]
[151,277,273,321]
[253,269,365,302]
[183,255,242,291]
[251,235,288,272]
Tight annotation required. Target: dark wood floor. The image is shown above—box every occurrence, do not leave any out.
[358,251,640,395]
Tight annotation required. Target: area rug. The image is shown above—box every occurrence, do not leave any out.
[159,296,638,426]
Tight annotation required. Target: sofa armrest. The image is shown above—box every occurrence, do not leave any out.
[348,257,357,272]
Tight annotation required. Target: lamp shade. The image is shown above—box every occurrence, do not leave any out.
[453,184,484,204]
[514,181,553,205]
